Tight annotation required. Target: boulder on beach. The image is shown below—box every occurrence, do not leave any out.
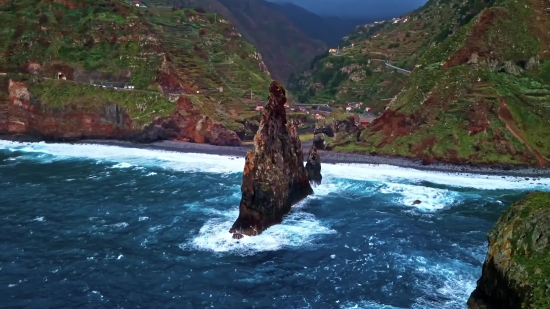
[305,145,322,186]
[229,81,313,238]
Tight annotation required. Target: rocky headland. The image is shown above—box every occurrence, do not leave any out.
[468,192,550,309]
[229,81,315,239]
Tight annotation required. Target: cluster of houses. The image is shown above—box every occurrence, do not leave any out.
[329,44,357,54]
[392,16,409,24]
[129,0,147,8]
[90,81,135,90]
[345,102,374,116]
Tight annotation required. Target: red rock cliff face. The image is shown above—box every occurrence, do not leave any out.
[229,81,313,238]
[137,96,241,146]
[0,80,134,140]
[0,79,241,146]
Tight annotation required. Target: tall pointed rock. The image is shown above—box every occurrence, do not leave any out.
[230,81,313,238]
[305,146,322,186]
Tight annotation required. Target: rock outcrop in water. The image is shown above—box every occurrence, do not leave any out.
[467,191,550,309]
[229,81,313,238]
[305,146,322,186]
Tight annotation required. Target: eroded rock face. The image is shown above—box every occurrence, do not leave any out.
[1,80,134,140]
[467,192,550,309]
[1,80,241,146]
[137,97,241,146]
[305,146,322,186]
[313,112,359,150]
[229,81,313,237]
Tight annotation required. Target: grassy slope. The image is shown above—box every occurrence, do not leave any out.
[145,0,326,82]
[0,0,272,129]
[288,0,491,112]
[145,7,271,99]
[332,0,550,166]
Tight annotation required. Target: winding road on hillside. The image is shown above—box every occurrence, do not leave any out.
[385,62,412,75]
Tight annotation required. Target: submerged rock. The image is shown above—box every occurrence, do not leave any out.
[467,191,550,309]
[229,81,313,237]
[305,146,322,186]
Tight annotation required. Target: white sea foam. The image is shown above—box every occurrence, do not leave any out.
[322,163,550,190]
[0,141,243,174]
[181,203,336,256]
[341,301,405,309]
[380,183,462,211]
[2,141,549,191]
[110,162,133,169]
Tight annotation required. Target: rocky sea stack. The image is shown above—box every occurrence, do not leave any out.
[305,146,322,186]
[468,192,550,309]
[229,81,314,238]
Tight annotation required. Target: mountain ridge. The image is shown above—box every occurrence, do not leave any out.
[149,0,328,82]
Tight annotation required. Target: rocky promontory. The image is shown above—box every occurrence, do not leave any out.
[229,81,314,238]
[468,192,550,309]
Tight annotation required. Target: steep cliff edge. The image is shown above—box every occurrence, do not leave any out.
[229,81,313,238]
[468,192,550,309]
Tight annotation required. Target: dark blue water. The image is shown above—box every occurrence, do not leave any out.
[1,141,549,309]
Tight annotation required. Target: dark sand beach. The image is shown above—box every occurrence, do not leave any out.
[69,139,550,177]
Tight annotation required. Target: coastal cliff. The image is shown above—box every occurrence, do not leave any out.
[0,78,240,145]
[468,192,550,309]
[229,81,313,238]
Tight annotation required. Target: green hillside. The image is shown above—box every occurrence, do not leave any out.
[332,0,550,167]
[288,0,492,112]
[0,0,273,128]
[142,0,326,82]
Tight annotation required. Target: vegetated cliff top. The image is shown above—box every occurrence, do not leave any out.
[0,0,272,128]
[145,0,327,82]
[331,0,550,167]
[468,191,550,308]
[288,0,492,111]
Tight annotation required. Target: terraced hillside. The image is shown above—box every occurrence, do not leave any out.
[333,0,550,167]
[144,0,326,82]
[288,0,492,112]
[0,0,274,143]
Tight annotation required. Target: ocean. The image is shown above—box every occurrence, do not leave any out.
[1,141,549,308]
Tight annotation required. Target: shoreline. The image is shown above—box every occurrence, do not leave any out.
[3,137,550,177]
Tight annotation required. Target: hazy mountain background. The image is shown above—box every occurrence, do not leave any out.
[267,0,427,18]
